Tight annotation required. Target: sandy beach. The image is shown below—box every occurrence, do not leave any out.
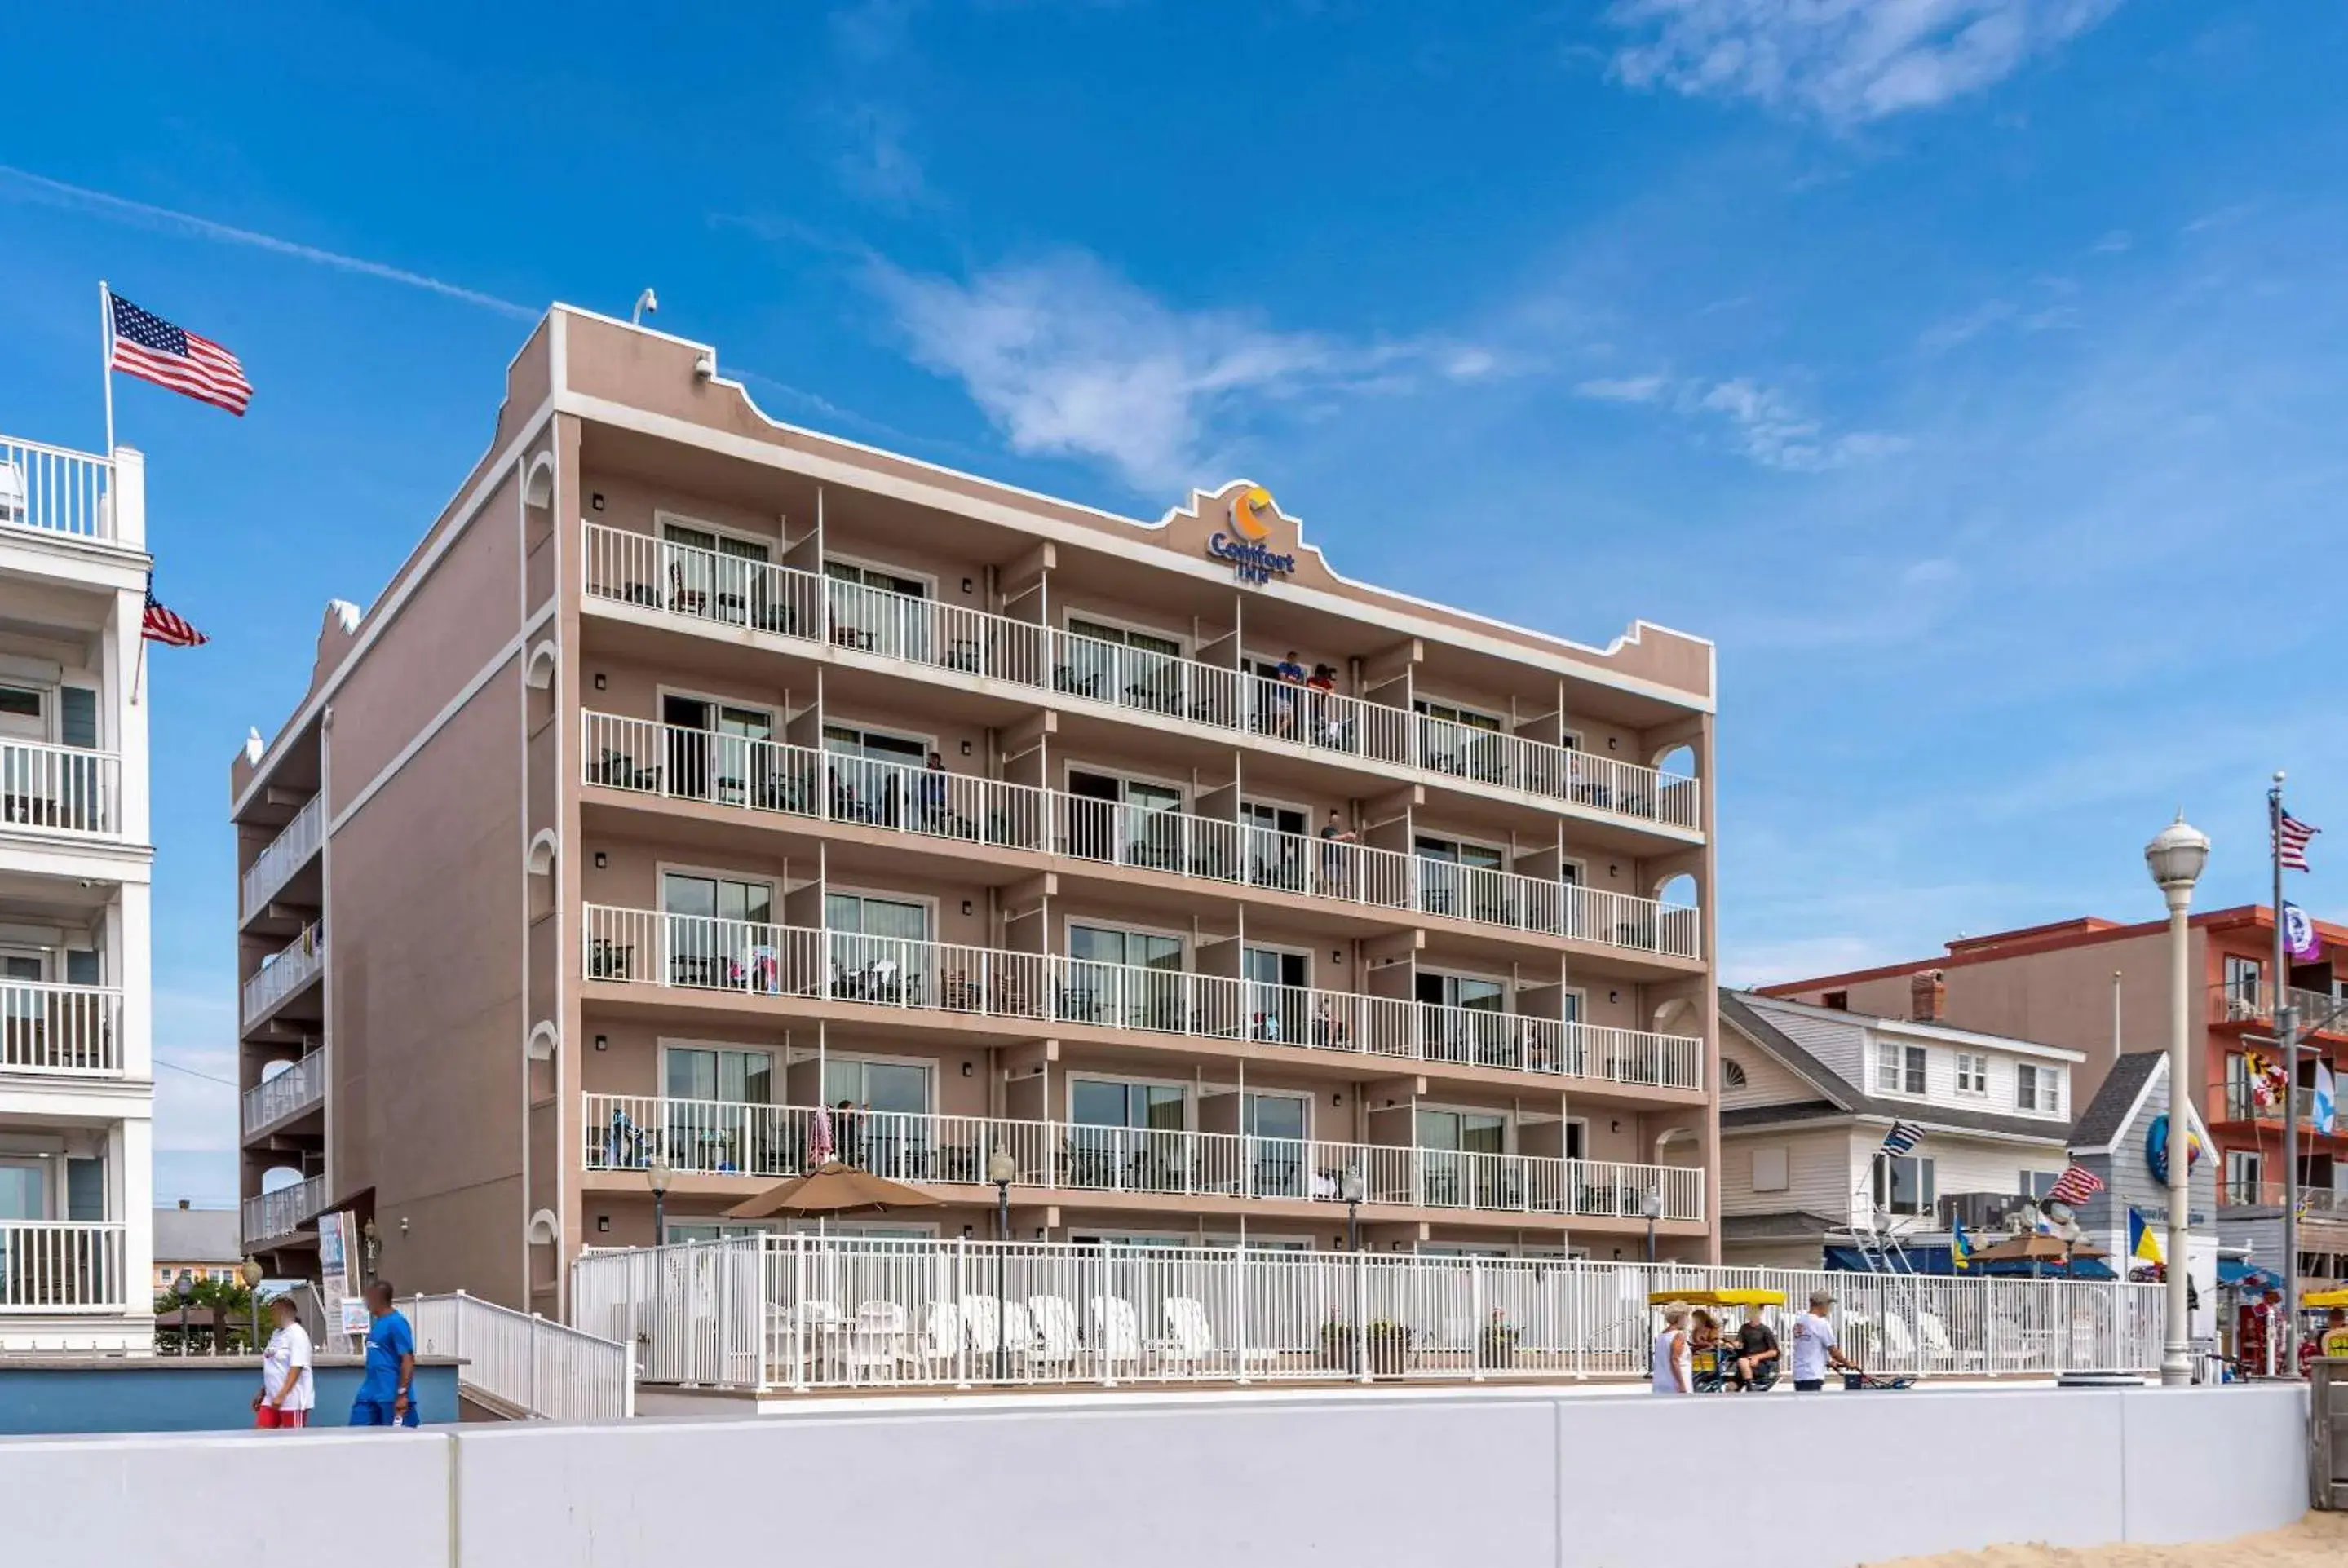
[1870,1513,2348,1566]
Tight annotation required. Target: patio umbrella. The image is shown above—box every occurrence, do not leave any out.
[723,1161,945,1220]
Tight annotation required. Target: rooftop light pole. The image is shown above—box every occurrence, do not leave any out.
[2145,811,2209,1388]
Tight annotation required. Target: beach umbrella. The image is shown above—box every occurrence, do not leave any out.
[723,1162,944,1219]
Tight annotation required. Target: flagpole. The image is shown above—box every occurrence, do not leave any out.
[2272,771,2299,1364]
[98,280,115,457]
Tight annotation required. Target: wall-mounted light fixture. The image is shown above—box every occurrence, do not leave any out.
[1607,737,1617,752]
[1608,991,1620,1005]
[1607,864,1618,878]
[962,578,975,595]
[1331,951,1342,964]
[962,900,974,917]
[594,852,608,869]
[590,493,605,511]
[593,673,607,691]
[1333,1093,1343,1107]
[594,1035,608,1051]
[1610,1120,1621,1133]
[596,1215,611,1234]
[962,1062,974,1078]
[961,740,973,756]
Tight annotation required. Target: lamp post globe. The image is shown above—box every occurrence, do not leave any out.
[241,1255,265,1353]
[1639,1190,1665,1265]
[2144,811,2209,1387]
[646,1152,674,1246]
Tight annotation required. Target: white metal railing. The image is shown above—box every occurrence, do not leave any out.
[580,713,1700,963]
[242,925,324,1026]
[571,1235,2164,1394]
[0,1221,128,1312]
[243,1052,325,1134]
[580,523,1702,834]
[0,740,121,837]
[0,981,122,1076]
[405,1290,635,1421]
[581,1095,1706,1222]
[241,795,323,919]
[0,436,112,540]
[243,1173,327,1245]
[581,906,1703,1090]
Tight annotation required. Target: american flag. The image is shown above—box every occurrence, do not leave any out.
[1880,1120,1925,1155]
[2048,1164,2105,1208]
[142,577,207,647]
[108,293,253,416]
[2275,811,2320,873]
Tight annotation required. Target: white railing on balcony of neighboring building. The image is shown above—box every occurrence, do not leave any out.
[0,1221,129,1312]
[580,524,1702,835]
[571,1234,2164,1394]
[243,1052,325,1135]
[244,1173,328,1245]
[0,436,113,541]
[0,740,121,837]
[0,982,122,1076]
[241,795,323,919]
[404,1291,634,1421]
[581,906,1704,1092]
[242,925,324,1027]
[580,715,1701,964]
[582,1095,1707,1223]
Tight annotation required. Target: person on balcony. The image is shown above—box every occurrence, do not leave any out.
[252,1294,313,1429]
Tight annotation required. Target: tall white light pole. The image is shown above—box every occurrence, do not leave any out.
[2145,813,2209,1388]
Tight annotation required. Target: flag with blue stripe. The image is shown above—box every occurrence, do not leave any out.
[1881,1120,1925,1155]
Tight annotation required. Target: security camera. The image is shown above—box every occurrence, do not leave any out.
[692,350,716,380]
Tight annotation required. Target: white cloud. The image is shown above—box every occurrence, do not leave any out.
[870,252,1498,491]
[1606,0,2125,123]
[1575,370,1904,471]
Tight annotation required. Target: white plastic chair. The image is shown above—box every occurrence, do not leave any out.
[1161,1296,1216,1371]
[958,1292,1002,1356]
[1028,1295,1081,1373]
[915,1300,962,1375]
[1091,1296,1144,1371]
[845,1301,907,1383]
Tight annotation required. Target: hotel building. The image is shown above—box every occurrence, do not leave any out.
[1765,907,2348,1282]
[0,431,156,1351]
[232,307,1719,1314]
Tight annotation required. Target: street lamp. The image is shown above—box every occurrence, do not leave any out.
[2145,811,2209,1388]
[240,1256,264,1355]
[1640,1189,1665,1266]
[646,1152,674,1245]
[1340,1167,1366,1252]
[172,1271,195,1357]
[987,1146,1016,1382]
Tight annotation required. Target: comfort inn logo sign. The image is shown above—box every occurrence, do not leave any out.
[1207,486,1299,585]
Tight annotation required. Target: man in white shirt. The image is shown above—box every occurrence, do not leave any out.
[1786,1288,1858,1392]
[254,1294,314,1429]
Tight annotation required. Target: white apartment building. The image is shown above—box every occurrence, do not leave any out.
[0,432,156,1351]
[1716,986,2082,1268]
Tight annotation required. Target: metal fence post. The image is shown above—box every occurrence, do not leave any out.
[1470,1259,1485,1382]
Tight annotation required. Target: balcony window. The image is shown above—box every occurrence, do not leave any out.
[1414,834,1506,921]
[1413,699,1504,782]
[1873,1155,1936,1216]
[1067,923,1183,1030]
[664,1045,773,1106]
[1875,1040,1927,1096]
[663,522,771,626]
[662,695,775,806]
[1068,618,1183,712]
[2222,955,2262,1011]
[824,724,928,824]
[1068,770,1184,866]
[2225,1149,2263,1205]
[0,1159,46,1219]
[825,558,931,660]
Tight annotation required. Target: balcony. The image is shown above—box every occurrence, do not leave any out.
[244,1173,329,1245]
[581,717,1700,964]
[243,1052,325,1137]
[241,795,323,919]
[2218,1179,2346,1213]
[0,436,116,541]
[0,982,123,1076]
[242,925,324,1027]
[581,906,1706,1093]
[0,740,122,838]
[2219,1082,2338,1130]
[582,1095,1707,1222]
[580,525,1703,838]
[2212,980,2348,1039]
[0,1221,128,1313]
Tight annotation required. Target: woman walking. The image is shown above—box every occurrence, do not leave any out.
[253,1294,313,1429]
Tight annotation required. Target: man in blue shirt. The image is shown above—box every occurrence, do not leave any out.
[350,1281,418,1427]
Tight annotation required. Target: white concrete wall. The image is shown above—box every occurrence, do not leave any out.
[0,1385,2308,1567]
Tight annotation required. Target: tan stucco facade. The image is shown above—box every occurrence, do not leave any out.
[233,307,1724,1311]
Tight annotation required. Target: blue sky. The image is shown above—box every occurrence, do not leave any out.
[4,2,2345,1206]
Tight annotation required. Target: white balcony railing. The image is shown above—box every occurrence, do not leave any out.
[0,1221,129,1312]
[243,1173,328,1245]
[581,524,1702,835]
[0,982,122,1076]
[0,436,112,540]
[241,795,323,919]
[583,1095,1706,1222]
[243,1052,325,1135]
[581,714,1701,964]
[581,907,1705,1092]
[242,925,324,1027]
[0,740,121,837]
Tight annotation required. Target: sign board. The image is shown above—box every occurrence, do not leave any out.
[1207,487,1298,585]
[339,1296,372,1337]
[316,1211,357,1349]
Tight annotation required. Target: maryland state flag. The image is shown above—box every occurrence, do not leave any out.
[2129,1207,2164,1267]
